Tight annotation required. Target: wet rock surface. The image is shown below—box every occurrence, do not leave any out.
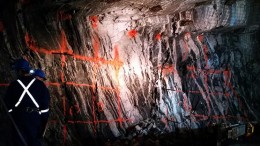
[0,0,259,145]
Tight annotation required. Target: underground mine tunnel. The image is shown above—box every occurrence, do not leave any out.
[0,0,260,146]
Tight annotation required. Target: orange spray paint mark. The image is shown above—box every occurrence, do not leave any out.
[60,71,65,83]
[110,45,124,128]
[0,83,9,86]
[112,45,123,80]
[155,33,161,41]
[207,69,223,74]
[128,29,137,38]
[66,82,92,87]
[63,96,66,116]
[0,21,4,32]
[63,125,67,146]
[89,16,98,28]
[45,82,61,87]
[159,65,177,76]
[60,30,68,53]
[223,69,231,86]
[68,120,93,124]
[67,118,133,124]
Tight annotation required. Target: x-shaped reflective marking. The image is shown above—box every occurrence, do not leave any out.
[15,78,39,108]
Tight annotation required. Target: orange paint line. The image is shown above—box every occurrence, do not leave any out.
[61,55,66,69]
[192,114,245,121]
[67,118,132,124]
[192,114,208,118]
[89,16,98,28]
[68,120,93,124]
[60,30,69,53]
[63,125,67,146]
[60,71,65,83]
[110,46,124,128]
[223,69,231,86]
[63,96,66,116]
[203,44,209,68]
[73,54,95,62]
[0,83,9,86]
[65,82,92,87]
[112,45,123,79]
[98,86,118,91]
[91,86,97,134]
[189,90,201,94]
[66,82,119,91]
[0,21,4,32]
[202,71,211,115]
[189,90,226,95]
[45,82,61,86]
[206,69,223,74]
[92,34,100,59]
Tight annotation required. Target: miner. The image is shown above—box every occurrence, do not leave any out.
[4,58,50,146]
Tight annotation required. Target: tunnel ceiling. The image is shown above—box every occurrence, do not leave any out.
[0,0,260,145]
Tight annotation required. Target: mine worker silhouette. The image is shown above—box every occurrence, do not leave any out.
[4,58,50,146]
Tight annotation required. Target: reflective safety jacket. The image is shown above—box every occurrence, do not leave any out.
[4,75,50,137]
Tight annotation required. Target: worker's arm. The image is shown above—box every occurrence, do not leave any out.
[39,84,51,137]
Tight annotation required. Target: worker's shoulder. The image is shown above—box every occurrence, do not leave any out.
[34,78,47,86]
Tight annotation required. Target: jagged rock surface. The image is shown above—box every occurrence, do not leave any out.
[0,0,259,145]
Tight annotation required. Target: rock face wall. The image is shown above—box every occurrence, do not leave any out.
[0,0,259,145]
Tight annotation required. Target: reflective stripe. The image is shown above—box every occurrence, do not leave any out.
[39,108,49,114]
[15,78,39,108]
[8,109,13,112]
